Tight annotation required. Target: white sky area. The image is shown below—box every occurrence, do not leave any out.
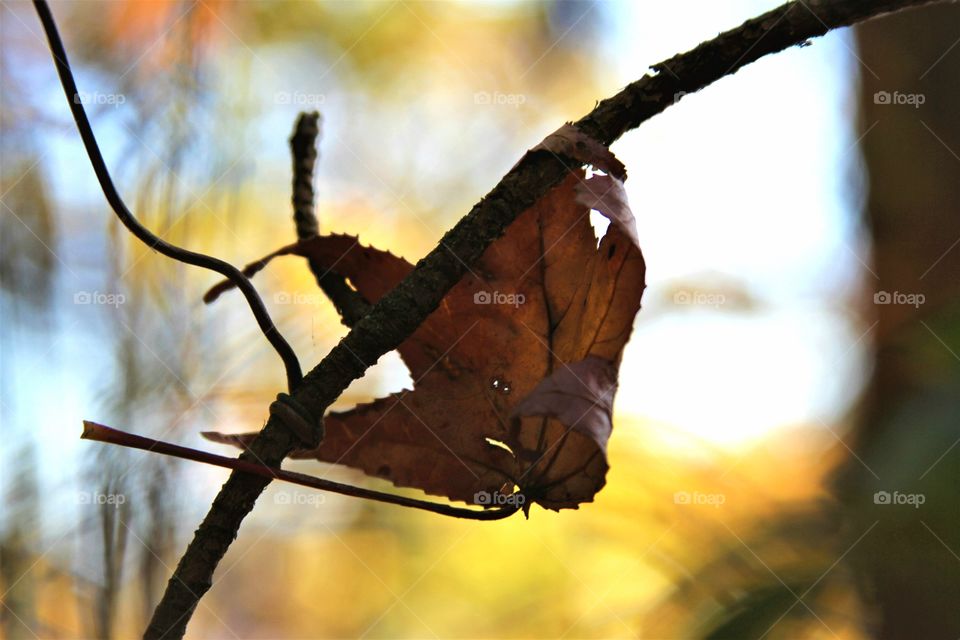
[606,0,870,448]
[3,0,872,536]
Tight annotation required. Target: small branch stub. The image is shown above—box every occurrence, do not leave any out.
[288,111,371,326]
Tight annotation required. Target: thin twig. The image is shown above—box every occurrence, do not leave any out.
[289,112,370,325]
[82,422,519,520]
[33,0,303,392]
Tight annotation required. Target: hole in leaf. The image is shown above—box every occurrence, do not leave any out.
[589,209,609,248]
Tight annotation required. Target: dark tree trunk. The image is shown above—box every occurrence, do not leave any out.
[842,5,960,638]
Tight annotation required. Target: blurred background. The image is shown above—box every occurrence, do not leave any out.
[1,0,958,638]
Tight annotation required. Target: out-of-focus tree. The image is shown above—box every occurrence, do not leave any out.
[836,4,960,637]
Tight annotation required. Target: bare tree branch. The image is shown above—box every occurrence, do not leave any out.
[144,1,948,635]
[33,0,948,637]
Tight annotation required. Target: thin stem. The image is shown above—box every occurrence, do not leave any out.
[82,422,519,521]
[33,0,303,392]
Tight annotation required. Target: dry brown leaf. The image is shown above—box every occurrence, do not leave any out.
[204,172,645,511]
